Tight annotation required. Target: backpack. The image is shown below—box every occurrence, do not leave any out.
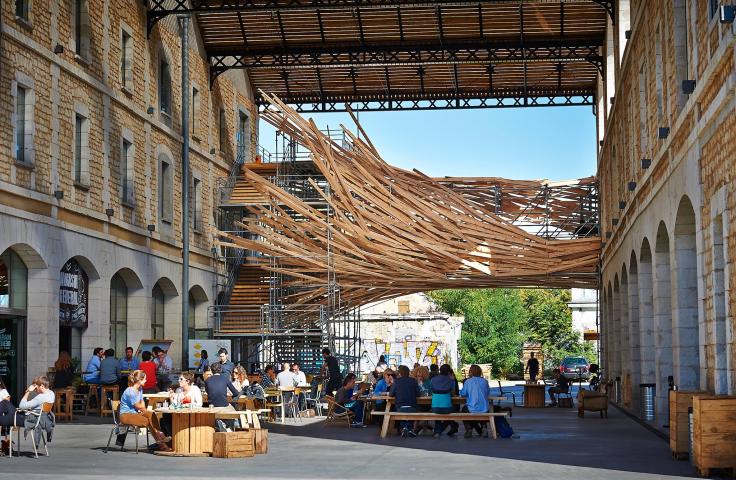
[494,416,514,438]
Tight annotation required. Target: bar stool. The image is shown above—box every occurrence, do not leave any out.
[85,384,101,416]
[53,387,74,422]
[100,385,119,417]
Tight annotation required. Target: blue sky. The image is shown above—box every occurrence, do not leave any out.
[258,106,597,181]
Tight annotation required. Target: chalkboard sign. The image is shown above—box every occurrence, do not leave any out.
[135,339,174,357]
[59,259,88,328]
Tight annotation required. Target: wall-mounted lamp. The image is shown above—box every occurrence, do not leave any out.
[53,44,64,54]
[53,190,64,200]
[105,208,114,216]
[681,79,696,94]
[658,127,670,139]
[720,5,735,23]
[618,201,627,210]
[601,242,607,248]
[209,148,216,155]
[147,106,155,115]
[641,158,652,169]
[628,181,637,191]
[599,140,604,147]
[612,218,619,226]
[605,231,612,239]
[147,224,156,232]
[609,96,615,105]
[624,30,631,39]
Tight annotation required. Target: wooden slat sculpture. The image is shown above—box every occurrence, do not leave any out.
[217,93,601,309]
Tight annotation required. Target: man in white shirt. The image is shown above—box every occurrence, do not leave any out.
[291,362,307,386]
[276,362,298,388]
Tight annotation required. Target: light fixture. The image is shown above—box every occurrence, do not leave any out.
[618,201,626,210]
[605,231,612,239]
[209,148,216,155]
[610,96,615,105]
[53,190,64,200]
[628,181,637,191]
[720,5,735,23]
[147,106,155,115]
[147,224,156,232]
[658,127,670,139]
[54,44,64,54]
[624,30,631,39]
[599,140,604,147]
[681,79,696,94]
[105,208,114,216]
[612,218,619,226]
[641,158,652,169]
[601,242,607,248]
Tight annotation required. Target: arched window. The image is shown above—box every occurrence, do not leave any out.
[152,283,165,339]
[0,249,27,311]
[110,274,128,355]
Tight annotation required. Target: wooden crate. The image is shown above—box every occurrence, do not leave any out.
[692,396,736,476]
[212,431,255,459]
[669,390,707,459]
[253,428,268,454]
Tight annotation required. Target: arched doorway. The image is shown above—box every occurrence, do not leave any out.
[628,251,641,412]
[639,239,656,386]
[673,196,700,390]
[151,277,178,340]
[654,221,673,425]
[188,285,209,340]
[0,248,29,400]
[59,258,91,361]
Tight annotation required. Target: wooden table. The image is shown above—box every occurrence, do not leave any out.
[522,384,546,408]
[143,393,170,408]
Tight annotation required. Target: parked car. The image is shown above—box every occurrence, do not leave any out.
[559,356,590,380]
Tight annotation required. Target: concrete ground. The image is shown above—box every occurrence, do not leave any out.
[0,386,707,479]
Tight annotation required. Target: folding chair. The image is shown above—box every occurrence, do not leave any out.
[104,399,150,454]
[323,395,354,427]
[9,402,54,458]
[304,383,324,416]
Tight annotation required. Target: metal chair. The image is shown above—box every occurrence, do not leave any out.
[9,403,54,458]
[264,388,284,422]
[104,399,150,454]
[496,380,517,407]
[304,383,324,416]
[283,388,302,422]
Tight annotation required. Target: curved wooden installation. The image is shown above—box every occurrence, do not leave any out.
[217,93,601,308]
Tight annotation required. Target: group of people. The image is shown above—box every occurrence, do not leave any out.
[336,360,499,438]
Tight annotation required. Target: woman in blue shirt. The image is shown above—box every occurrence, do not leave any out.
[459,364,491,438]
[372,368,395,410]
[430,364,459,437]
[118,370,171,451]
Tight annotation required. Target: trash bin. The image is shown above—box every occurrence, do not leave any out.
[639,383,655,421]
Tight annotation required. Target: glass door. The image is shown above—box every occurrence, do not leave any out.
[0,315,25,400]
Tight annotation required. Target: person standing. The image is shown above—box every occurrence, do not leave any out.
[390,365,420,437]
[216,348,235,378]
[525,352,540,382]
[196,349,210,375]
[460,364,491,438]
[320,348,342,395]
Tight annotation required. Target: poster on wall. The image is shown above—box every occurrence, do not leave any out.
[59,259,88,328]
[189,339,231,369]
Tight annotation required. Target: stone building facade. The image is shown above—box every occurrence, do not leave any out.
[598,0,734,429]
[0,1,257,398]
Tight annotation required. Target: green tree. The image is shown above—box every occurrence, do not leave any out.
[429,289,526,377]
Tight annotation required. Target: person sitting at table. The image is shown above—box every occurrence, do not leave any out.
[460,364,491,438]
[260,365,276,389]
[430,364,459,438]
[100,348,120,386]
[372,368,394,412]
[335,376,366,427]
[390,365,420,437]
[448,366,460,395]
[117,370,171,451]
[205,362,239,408]
[153,347,173,392]
[139,351,158,393]
[160,372,203,438]
[0,378,10,454]
[276,362,298,388]
[83,347,104,385]
[53,351,75,389]
[548,369,570,407]
[291,362,307,386]
[415,366,431,396]
[232,365,250,393]
[429,363,439,379]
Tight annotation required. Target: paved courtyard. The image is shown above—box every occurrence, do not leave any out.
[0,391,703,480]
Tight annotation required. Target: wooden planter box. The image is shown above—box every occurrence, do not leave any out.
[692,395,736,476]
[669,390,707,460]
[253,428,268,454]
[212,431,255,458]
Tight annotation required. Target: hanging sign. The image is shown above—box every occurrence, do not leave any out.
[59,259,88,328]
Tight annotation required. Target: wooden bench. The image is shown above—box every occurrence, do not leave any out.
[372,411,509,439]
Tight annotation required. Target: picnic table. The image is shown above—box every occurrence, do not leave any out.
[364,394,504,437]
